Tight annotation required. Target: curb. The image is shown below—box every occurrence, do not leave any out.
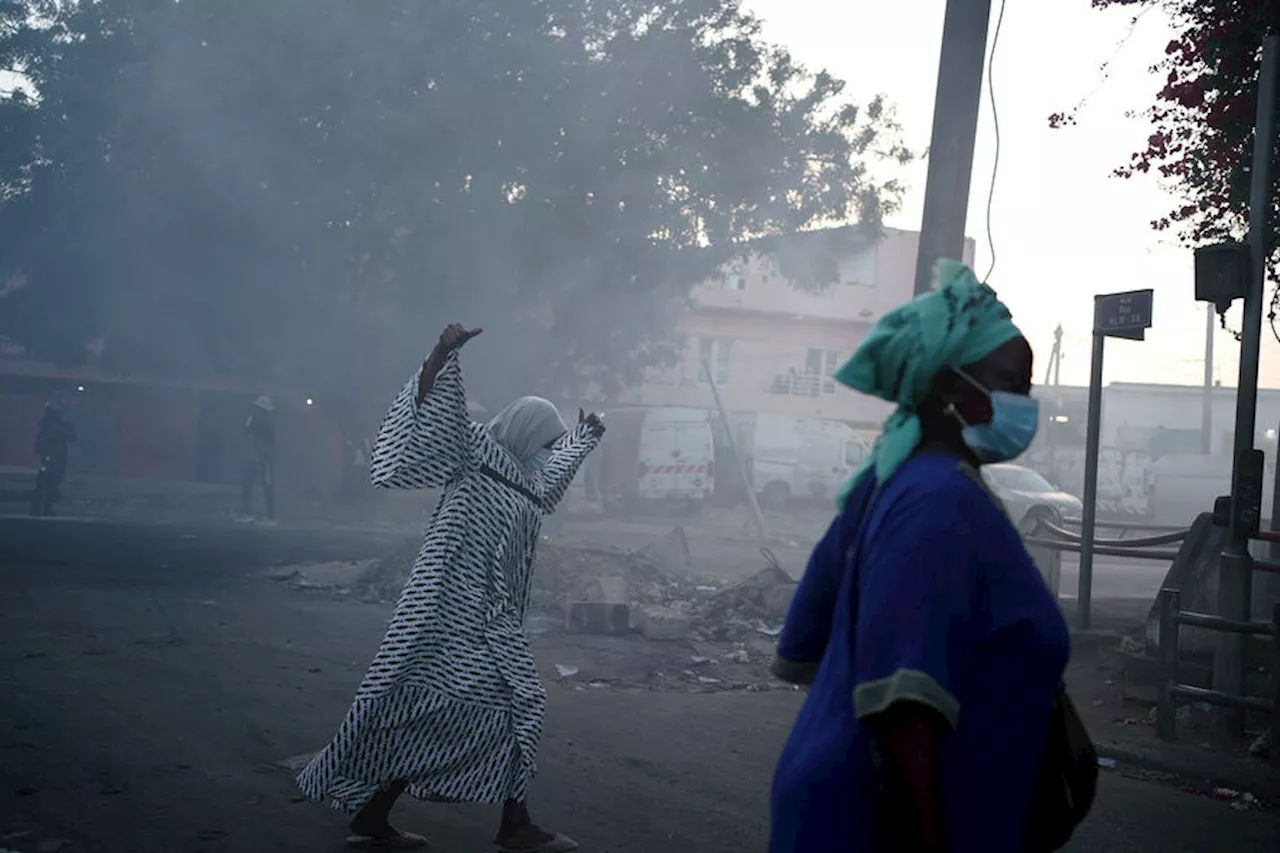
[1094,742,1280,801]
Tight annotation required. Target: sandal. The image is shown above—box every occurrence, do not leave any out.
[347,831,432,850]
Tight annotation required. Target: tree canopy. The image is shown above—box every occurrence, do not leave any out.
[1052,1,1278,325]
[0,0,912,414]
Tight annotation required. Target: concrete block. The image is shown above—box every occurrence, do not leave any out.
[565,601,631,636]
[636,605,691,641]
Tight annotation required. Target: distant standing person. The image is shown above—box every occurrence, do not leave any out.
[31,400,77,517]
[298,323,605,851]
[241,395,276,521]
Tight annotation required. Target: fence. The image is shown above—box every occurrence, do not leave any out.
[1022,516,1186,563]
[1156,589,1280,765]
[1023,513,1279,760]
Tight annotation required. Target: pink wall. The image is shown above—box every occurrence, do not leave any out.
[627,227,973,424]
[624,312,894,425]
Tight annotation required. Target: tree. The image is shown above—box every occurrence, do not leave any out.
[1052,1,1278,328]
[0,0,913,412]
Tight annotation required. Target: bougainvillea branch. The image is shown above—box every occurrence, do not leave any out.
[1053,0,1278,340]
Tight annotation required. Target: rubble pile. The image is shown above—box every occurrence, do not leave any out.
[530,542,699,613]
[690,560,797,643]
[304,529,801,659]
[270,528,808,693]
[345,530,706,611]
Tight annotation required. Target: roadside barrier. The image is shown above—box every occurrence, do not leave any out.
[1155,588,1280,766]
[1023,516,1186,562]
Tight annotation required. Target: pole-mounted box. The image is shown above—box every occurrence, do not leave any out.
[1194,242,1251,314]
[1231,448,1266,540]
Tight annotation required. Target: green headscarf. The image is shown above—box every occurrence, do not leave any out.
[834,259,1022,508]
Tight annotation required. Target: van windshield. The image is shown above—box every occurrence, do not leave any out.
[844,441,862,467]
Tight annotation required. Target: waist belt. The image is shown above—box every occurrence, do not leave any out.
[479,464,549,512]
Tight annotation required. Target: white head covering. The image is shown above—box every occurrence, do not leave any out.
[253,396,274,412]
[485,396,568,464]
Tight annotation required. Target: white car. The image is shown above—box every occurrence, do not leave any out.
[980,463,1084,533]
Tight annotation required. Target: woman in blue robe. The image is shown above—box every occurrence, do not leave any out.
[769,261,1071,853]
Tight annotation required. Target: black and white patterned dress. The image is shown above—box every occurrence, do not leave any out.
[297,352,599,812]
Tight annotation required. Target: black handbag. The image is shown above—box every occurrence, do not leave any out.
[1023,683,1099,852]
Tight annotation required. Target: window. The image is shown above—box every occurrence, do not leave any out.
[805,348,841,395]
[844,440,865,467]
[725,275,747,291]
[698,338,733,384]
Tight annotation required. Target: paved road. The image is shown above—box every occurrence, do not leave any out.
[1058,553,1173,602]
[0,518,1275,853]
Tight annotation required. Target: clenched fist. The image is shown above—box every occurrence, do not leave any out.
[578,409,606,439]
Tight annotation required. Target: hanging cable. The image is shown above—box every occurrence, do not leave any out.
[981,0,1009,284]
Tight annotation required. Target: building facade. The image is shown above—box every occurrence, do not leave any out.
[1035,382,1280,458]
[621,227,977,429]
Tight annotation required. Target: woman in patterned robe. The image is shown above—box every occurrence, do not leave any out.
[298,324,604,852]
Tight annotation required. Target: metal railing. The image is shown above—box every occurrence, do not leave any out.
[1023,516,1187,562]
[1156,588,1280,765]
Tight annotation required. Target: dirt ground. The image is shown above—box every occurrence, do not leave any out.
[2,516,1278,853]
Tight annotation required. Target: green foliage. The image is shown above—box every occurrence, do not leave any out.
[0,0,913,408]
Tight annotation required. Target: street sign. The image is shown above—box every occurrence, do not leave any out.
[1079,287,1154,630]
[1095,289,1154,340]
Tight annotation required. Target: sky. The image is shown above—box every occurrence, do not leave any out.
[743,0,1275,391]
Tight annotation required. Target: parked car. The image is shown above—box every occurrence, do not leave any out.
[981,463,1083,532]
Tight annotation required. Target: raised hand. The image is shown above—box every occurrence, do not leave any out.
[437,323,482,355]
[417,324,481,404]
[578,408,606,438]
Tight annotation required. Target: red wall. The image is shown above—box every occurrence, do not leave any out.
[0,394,47,468]
[0,378,344,498]
[111,386,196,480]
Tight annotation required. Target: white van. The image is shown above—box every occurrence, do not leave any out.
[746,414,870,509]
[587,407,716,508]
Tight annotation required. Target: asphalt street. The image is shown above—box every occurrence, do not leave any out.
[0,517,1276,853]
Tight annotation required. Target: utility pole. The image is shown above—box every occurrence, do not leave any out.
[1202,304,1215,455]
[1216,32,1279,733]
[701,361,769,549]
[913,0,994,296]
[1044,325,1063,388]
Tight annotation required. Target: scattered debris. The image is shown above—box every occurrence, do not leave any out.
[633,527,694,578]
[273,529,808,692]
[1119,636,1145,655]
[1248,727,1272,759]
[691,551,794,643]
[636,605,692,642]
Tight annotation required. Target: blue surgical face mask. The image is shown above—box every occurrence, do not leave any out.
[951,368,1040,463]
[527,449,552,471]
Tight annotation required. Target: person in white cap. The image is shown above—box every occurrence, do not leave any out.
[241,395,276,520]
